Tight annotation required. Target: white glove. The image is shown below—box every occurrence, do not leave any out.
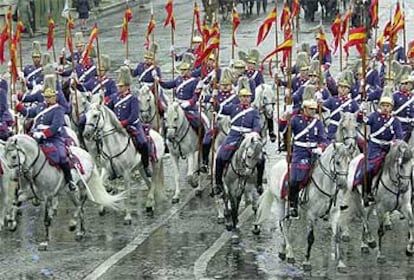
[169,45,175,52]
[11,94,18,103]
[285,104,293,114]
[61,47,66,55]
[363,115,369,123]
[32,131,45,140]
[71,71,78,80]
[312,147,323,156]
[315,91,323,101]
[151,69,158,79]
[360,101,368,112]
[32,83,43,93]
[229,59,234,67]
[196,80,204,89]
[18,71,24,79]
[124,59,130,67]
[180,100,191,109]
[212,89,218,97]
[360,79,365,87]
[97,89,104,96]
[52,62,58,69]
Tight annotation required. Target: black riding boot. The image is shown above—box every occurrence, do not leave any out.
[364,173,374,206]
[213,158,226,197]
[138,144,152,177]
[61,162,76,192]
[267,117,276,143]
[200,142,211,173]
[256,157,265,195]
[289,181,300,219]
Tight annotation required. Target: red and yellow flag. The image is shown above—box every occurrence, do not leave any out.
[331,13,341,54]
[341,8,352,38]
[120,6,133,44]
[14,21,25,45]
[66,15,75,53]
[194,2,202,35]
[291,0,301,18]
[47,17,55,50]
[407,39,414,58]
[390,2,404,37]
[261,34,293,64]
[369,0,379,27]
[280,3,291,29]
[164,0,176,31]
[205,22,219,44]
[0,20,10,64]
[376,21,391,50]
[194,35,219,68]
[82,24,98,66]
[232,7,241,46]
[317,28,330,56]
[145,13,156,50]
[343,26,366,55]
[256,7,277,46]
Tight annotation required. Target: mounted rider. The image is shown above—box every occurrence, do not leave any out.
[192,52,221,90]
[201,68,238,172]
[21,41,43,90]
[128,42,168,117]
[232,60,256,100]
[156,54,206,137]
[213,80,263,197]
[0,77,13,140]
[352,94,403,203]
[392,71,414,142]
[15,74,77,192]
[104,66,152,178]
[64,32,86,64]
[279,87,330,219]
[350,59,382,104]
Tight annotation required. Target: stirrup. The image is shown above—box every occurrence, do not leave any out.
[67,181,77,192]
[289,207,299,219]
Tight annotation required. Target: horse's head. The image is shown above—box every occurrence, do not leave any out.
[83,103,105,140]
[4,135,37,171]
[139,85,155,123]
[253,84,275,119]
[385,141,413,188]
[336,112,358,154]
[322,143,352,189]
[165,102,185,141]
[238,132,263,170]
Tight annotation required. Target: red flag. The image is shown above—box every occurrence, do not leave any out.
[194,2,202,35]
[291,0,301,18]
[205,22,219,43]
[82,24,98,66]
[390,2,404,37]
[256,7,277,46]
[407,39,414,58]
[232,7,241,47]
[47,17,55,50]
[343,26,366,55]
[376,21,391,50]
[0,24,9,64]
[317,29,330,56]
[66,15,75,53]
[164,0,176,31]
[261,34,293,64]
[120,6,133,44]
[10,37,18,82]
[194,35,219,68]
[331,13,341,54]
[14,20,24,44]
[370,0,379,27]
[341,8,351,38]
[145,13,156,50]
[280,3,291,29]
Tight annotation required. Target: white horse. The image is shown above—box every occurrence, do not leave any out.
[83,103,165,223]
[346,140,414,262]
[254,143,352,272]
[138,84,167,133]
[3,134,125,250]
[165,101,209,202]
[251,84,275,143]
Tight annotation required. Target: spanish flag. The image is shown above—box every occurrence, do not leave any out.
[317,28,330,56]
[66,15,75,53]
[291,0,300,18]
[407,39,414,58]
[341,8,352,38]
[164,0,176,31]
[390,2,404,36]
[47,17,55,50]
[120,6,133,44]
[369,0,379,27]
[232,7,241,46]
[194,35,220,68]
[261,34,293,64]
[0,22,9,64]
[343,26,366,55]
[145,13,156,50]
[256,7,277,46]
[194,2,202,35]
[15,21,25,45]
[82,24,98,67]
[280,3,291,29]
[376,21,391,51]
[331,13,341,54]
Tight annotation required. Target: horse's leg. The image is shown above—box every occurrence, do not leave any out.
[75,192,87,241]
[215,195,225,224]
[376,206,386,263]
[384,211,393,230]
[123,172,132,225]
[39,198,52,251]
[51,196,59,217]
[400,195,414,256]
[230,193,242,244]
[187,153,196,187]
[339,189,351,242]
[171,154,181,204]
[332,208,347,272]
[303,218,315,271]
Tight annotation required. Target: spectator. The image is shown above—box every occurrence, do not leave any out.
[76,0,90,32]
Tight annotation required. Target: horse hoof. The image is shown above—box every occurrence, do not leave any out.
[278,252,286,261]
[337,263,347,274]
[385,224,392,231]
[252,225,261,235]
[7,221,17,232]
[225,223,232,231]
[368,240,377,249]
[287,257,295,264]
[217,217,225,224]
[195,189,202,197]
[231,235,239,245]
[377,255,386,264]
[68,220,77,232]
[172,198,179,204]
[303,262,312,271]
[123,219,132,225]
[342,235,350,242]
[406,249,414,257]
[146,206,154,213]
[361,246,369,254]
[75,233,84,241]
[32,198,41,207]
[38,242,48,251]
[99,208,106,216]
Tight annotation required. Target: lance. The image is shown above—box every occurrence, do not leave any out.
[286,45,293,219]
[231,2,235,60]
[94,24,105,99]
[125,3,130,60]
[361,29,369,205]
[295,7,299,42]
[17,16,25,94]
[190,0,196,50]
[402,0,407,63]
[318,26,323,120]
[66,21,80,123]
[339,14,343,72]
[7,8,18,134]
[170,17,176,100]
[387,5,393,77]
[274,4,282,152]
[151,4,161,133]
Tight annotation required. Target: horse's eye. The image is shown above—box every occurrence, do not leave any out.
[93,114,98,119]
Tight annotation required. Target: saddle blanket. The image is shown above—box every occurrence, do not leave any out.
[40,144,85,174]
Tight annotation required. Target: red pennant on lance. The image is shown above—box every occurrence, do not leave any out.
[261,34,293,66]
[291,0,300,18]
[317,29,330,56]
[280,3,290,29]
[164,0,176,31]
[341,8,351,38]
[194,36,219,68]
[144,13,156,50]
[6,6,12,25]
[390,2,404,37]
[120,6,133,44]
[82,24,98,66]
[0,23,9,64]
[376,21,391,50]
[47,17,55,50]
[331,13,341,54]
[232,7,241,46]
[15,20,25,44]
[408,39,414,58]
[66,15,75,53]
[205,22,219,44]
[194,3,202,35]
[10,37,18,82]
[370,0,378,27]
[256,7,276,46]
[343,26,366,56]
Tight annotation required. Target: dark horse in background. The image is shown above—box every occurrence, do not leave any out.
[298,0,339,22]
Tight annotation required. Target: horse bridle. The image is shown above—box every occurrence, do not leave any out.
[140,96,156,124]
[230,138,262,177]
[380,153,412,201]
[166,108,191,158]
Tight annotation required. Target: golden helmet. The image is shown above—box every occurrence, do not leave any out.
[117,66,132,86]
[32,41,42,58]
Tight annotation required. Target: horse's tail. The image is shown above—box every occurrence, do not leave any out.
[87,166,126,211]
[255,188,275,225]
[153,159,166,203]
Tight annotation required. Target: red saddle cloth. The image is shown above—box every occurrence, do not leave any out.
[280,172,309,200]
[40,145,85,175]
[0,161,3,176]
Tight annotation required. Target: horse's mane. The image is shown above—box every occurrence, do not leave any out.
[384,141,412,167]
[240,132,262,150]
[89,103,127,135]
[4,134,36,156]
[336,112,357,141]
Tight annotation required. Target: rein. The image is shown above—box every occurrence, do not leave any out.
[167,108,191,159]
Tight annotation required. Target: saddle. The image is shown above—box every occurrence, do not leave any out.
[40,143,85,174]
[127,126,158,162]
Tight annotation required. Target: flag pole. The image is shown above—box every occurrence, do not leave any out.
[170,21,175,100]
[286,41,293,219]
[361,29,368,206]
[274,3,281,152]
[339,14,343,72]
[67,20,80,123]
[151,3,161,133]
[125,3,129,60]
[388,4,393,77]
[190,0,196,50]
[231,4,235,60]
[402,0,407,63]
